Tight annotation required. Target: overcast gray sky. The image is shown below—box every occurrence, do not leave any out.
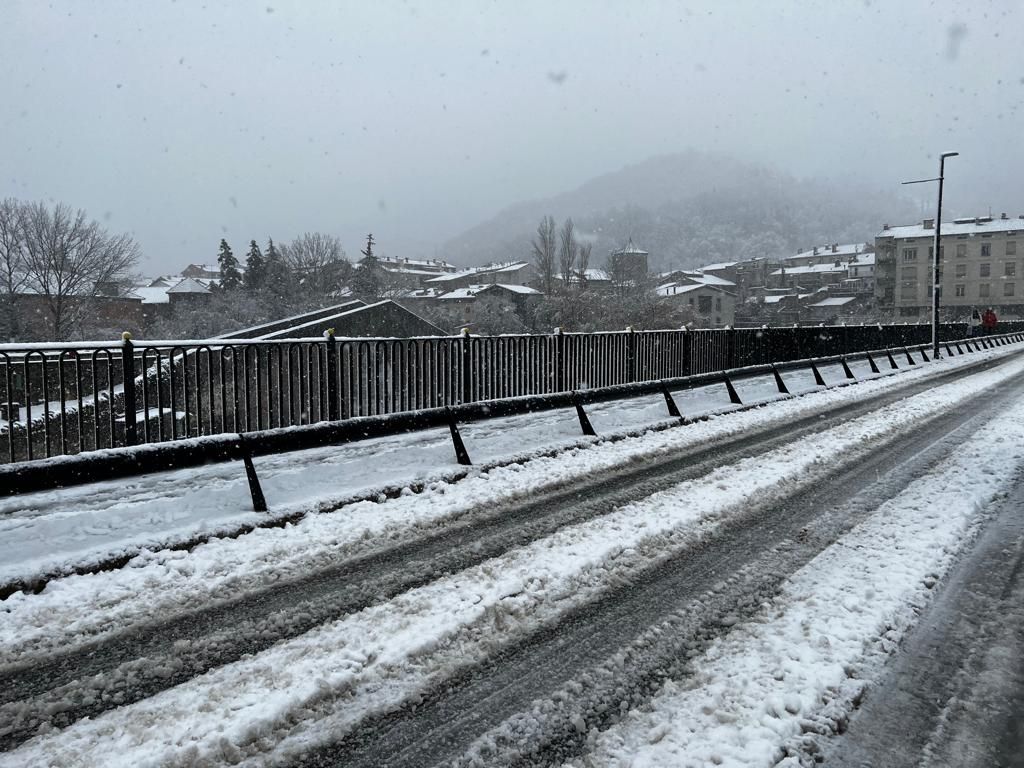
[2,0,1022,273]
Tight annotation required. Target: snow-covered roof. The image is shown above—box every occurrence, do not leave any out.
[140,275,177,288]
[611,239,648,256]
[437,283,539,300]
[167,277,212,294]
[770,263,848,276]
[761,294,790,304]
[808,296,858,307]
[380,266,447,276]
[699,261,738,271]
[425,261,530,283]
[657,281,733,298]
[438,287,481,300]
[656,283,703,297]
[378,256,458,270]
[791,243,867,260]
[130,286,171,304]
[488,261,531,274]
[488,284,540,295]
[692,273,737,287]
[878,216,1024,239]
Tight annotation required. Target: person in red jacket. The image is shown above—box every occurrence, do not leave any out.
[982,307,998,334]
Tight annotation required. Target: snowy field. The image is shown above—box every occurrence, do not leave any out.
[1,340,1024,767]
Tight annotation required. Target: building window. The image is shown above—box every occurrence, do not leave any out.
[957,243,967,257]
[902,248,918,261]
[902,266,917,279]
[1005,282,1015,297]
[955,264,967,278]
[955,284,966,297]
[982,243,991,257]
[980,263,991,277]
[698,295,712,314]
[980,283,991,298]
[1006,262,1017,277]
[1008,241,1017,256]
[688,297,694,306]
[715,297,722,312]
[928,246,944,259]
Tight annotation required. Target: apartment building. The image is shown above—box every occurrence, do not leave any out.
[875,213,1024,319]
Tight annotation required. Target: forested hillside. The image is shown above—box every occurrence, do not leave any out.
[440,151,916,272]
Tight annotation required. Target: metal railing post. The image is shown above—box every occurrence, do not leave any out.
[726,325,736,370]
[554,327,565,392]
[121,332,137,446]
[460,327,473,404]
[324,329,339,421]
[682,327,691,377]
[626,326,637,383]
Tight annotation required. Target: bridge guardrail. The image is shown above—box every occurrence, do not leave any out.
[1,330,1020,510]
[2,322,1022,464]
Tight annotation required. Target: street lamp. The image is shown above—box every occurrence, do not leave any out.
[902,151,959,358]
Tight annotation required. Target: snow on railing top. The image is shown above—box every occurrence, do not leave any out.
[0,320,970,356]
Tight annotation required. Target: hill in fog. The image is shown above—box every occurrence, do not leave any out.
[439,151,917,272]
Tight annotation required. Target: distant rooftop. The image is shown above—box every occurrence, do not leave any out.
[789,243,867,260]
[808,296,858,307]
[425,261,530,283]
[771,263,848,276]
[438,283,540,300]
[166,277,212,294]
[879,214,1024,239]
[611,239,648,256]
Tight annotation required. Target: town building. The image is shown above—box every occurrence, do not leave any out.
[399,283,542,333]
[875,213,1024,319]
[656,281,736,328]
[607,240,649,285]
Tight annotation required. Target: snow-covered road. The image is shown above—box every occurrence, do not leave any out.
[2,341,1024,767]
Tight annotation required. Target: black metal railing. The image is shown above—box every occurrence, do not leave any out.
[2,321,1022,464]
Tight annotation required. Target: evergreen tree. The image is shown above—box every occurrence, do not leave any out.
[262,237,292,299]
[351,233,384,299]
[217,239,243,291]
[243,239,266,291]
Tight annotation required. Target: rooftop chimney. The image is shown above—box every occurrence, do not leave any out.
[813,246,819,256]
[883,224,890,230]
[832,243,838,253]
[923,218,934,229]
[1001,212,1008,220]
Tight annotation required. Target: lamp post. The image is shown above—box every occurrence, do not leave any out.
[902,151,959,358]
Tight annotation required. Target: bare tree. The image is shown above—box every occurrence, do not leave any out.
[577,240,592,292]
[20,201,140,340]
[279,232,349,296]
[531,216,557,296]
[558,218,578,288]
[0,199,29,340]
